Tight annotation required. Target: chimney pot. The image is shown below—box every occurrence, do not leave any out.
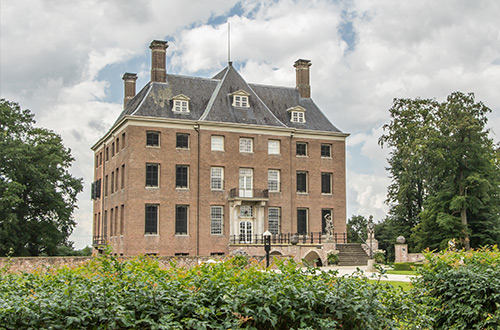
[122,73,138,108]
[149,40,169,83]
[294,59,312,98]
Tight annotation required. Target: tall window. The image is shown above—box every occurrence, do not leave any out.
[115,167,119,191]
[211,135,224,151]
[122,132,126,149]
[321,172,332,194]
[146,131,160,147]
[296,142,307,156]
[268,170,280,192]
[322,209,332,234]
[321,144,332,158]
[176,165,189,188]
[175,205,188,235]
[268,207,280,235]
[120,204,125,235]
[176,133,189,148]
[145,205,158,235]
[111,171,115,194]
[112,142,115,157]
[239,138,253,153]
[211,206,223,235]
[296,171,308,193]
[297,208,308,234]
[121,164,125,189]
[146,164,159,187]
[211,167,224,190]
[239,168,253,198]
[268,140,280,155]
[105,175,109,196]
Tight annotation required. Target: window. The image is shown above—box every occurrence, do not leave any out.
[233,95,249,107]
[146,131,160,147]
[321,144,332,158]
[176,133,189,149]
[146,164,159,187]
[268,140,280,155]
[122,133,126,149]
[296,142,307,156]
[291,111,305,123]
[321,172,332,194]
[103,211,107,237]
[322,209,332,234]
[176,165,189,189]
[105,175,108,196]
[110,208,114,237]
[296,171,308,193]
[268,207,280,235]
[95,155,99,168]
[239,168,253,198]
[239,138,253,153]
[121,164,125,189]
[111,171,114,194]
[268,170,280,192]
[240,205,253,218]
[173,100,189,112]
[106,147,109,161]
[145,204,158,235]
[116,138,119,153]
[99,152,102,165]
[297,209,308,234]
[175,205,188,235]
[112,142,115,157]
[120,204,124,235]
[115,167,119,191]
[211,135,224,151]
[211,167,224,190]
[239,221,252,243]
[211,206,223,235]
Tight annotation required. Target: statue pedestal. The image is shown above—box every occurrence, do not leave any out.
[367,259,377,272]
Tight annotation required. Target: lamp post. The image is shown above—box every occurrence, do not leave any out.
[367,216,375,259]
[263,230,272,268]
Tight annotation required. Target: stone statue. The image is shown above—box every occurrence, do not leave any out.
[324,213,334,239]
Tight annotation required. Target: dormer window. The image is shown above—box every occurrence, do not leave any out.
[231,90,250,108]
[287,106,306,123]
[172,94,190,113]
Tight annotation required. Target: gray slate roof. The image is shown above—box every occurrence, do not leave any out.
[116,64,343,133]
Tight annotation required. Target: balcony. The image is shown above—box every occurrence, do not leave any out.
[92,236,107,247]
[228,188,269,201]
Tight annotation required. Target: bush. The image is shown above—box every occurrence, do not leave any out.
[0,254,431,329]
[412,246,500,330]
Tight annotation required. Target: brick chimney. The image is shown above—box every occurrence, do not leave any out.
[294,59,312,98]
[122,73,138,108]
[149,40,169,82]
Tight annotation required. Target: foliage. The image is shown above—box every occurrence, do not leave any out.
[0,255,431,329]
[347,215,368,244]
[412,246,500,329]
[374,249,386,263]
[0,99,83,256]
[393,262,416,271]
[326,250,339,265]
[380,92,500,251]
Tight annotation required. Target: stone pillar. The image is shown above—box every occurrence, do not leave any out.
[394,236,408,263]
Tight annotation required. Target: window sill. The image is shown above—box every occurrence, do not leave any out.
[146,145,160,148]
[176,187,189,191]
[297,192,309,195]
[296,155,308,158]
[146,186,160,189]
[176,147,190,150]
[321,193,333,196]
[175,234,189,237]
[321,156,332,159]
[145,234,159,237]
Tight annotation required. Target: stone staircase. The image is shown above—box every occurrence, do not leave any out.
[336,243,369,266]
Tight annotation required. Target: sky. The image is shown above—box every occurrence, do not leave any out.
[1,0,500,249]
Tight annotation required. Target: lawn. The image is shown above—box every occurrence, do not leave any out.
[384,270,417,276]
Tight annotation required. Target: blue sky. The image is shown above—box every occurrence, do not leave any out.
[1,0,500,249]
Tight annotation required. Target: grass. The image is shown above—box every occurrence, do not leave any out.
[369,280,412,291]
[385,270,417,275]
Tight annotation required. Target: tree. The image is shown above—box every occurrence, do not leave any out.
[347,215,368,243]
[380,92,500,251]
[0,99,83,256]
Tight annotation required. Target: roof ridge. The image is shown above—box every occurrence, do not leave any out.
[199,66,230,120]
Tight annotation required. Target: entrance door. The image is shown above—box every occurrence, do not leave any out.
[239,221,253,243]
[239,168,253,197]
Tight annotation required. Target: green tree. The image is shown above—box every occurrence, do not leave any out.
[0,99,83,256]
[347,215,368,243]
[380,92,500,251]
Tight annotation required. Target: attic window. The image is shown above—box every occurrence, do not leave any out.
[287,106,306,123]
[231,90,250,108]
[172,94,190,113]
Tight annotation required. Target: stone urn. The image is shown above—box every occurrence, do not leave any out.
[290,235,299,245]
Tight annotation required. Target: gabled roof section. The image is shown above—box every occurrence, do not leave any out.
[286,105,306,113]
[200,64,286,127]
[172,94,191,101]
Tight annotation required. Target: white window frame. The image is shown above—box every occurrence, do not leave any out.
[211,135,224,151]
[268,140,280,155]
[239,138,253,153]
[240,205,253,218]
[210,167,224,190]
[292,111,305,123]
[210,206,223,235]
[268,207,280,235]
[268,169,280,192]
[172,94,191,113]
[233,95,249,107]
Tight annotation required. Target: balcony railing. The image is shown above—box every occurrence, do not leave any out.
[230,232,347,245]
[229,188,269,199]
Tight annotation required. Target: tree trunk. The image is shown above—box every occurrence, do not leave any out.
[461,208,470,250]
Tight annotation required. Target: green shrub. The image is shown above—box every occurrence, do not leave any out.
[393,262,414,271]
[412,246,500,330]
[0,254,432,329]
